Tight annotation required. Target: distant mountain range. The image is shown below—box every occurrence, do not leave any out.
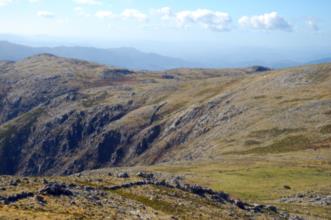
[0,41,330,70]
[308,57,331,65]
[0,41,196,70]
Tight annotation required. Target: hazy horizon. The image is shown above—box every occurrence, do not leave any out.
[0,0,331,67]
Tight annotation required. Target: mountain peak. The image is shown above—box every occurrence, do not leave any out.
[20,53,63,65]
[33,53,57,58]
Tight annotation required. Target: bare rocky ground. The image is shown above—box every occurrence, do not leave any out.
[279,192,331,206]
[0,170,300,220]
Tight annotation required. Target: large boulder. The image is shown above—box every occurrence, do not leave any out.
[40,183,73,196]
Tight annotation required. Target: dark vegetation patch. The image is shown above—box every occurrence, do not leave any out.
[114,188,187,215]
[0,108,43,141]
[0,108,43,174]
[254,95,266,99]
[244,140,261,146]
[226,135,311,155]
[248,128,305,139]
[320,124,331,134]
[82,92,108,108]
[246,135,311,154]
[280,98,315,104]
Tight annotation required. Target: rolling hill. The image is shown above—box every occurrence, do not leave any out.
[308,57,331,65]
[0,54,330,219]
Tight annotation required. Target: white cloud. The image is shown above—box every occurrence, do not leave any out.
[239,12,292,31]
[306,18,319,31]
[176,9,231,32]
[95,10,113,18]
[37,10,55,18]
[74,7,90,17]
[122,9,148,22]
[73,0,101,5]
[29,0,41,3]
[154,7,173,20]
[0,0,12,6]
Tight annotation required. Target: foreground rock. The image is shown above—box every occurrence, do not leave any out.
[40,183,73,196]
[0,192,34,204]
[0,174,309,219]
[280,192,331,206]
[103,173,278,214]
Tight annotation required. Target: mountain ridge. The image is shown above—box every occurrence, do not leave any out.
[0,41,196,71]
[0,54,330,176]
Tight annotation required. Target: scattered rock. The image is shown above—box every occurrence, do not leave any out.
[35,195,47,206]
[265,205,277,213]
[289,215,305,220]
[104,173,276,214]
[284,185,291,190]
[1,192,34,204]
[68,183,77,188]
[234,200,247,210]
[136,172,154,179]
[40,183,73,196]
[10,179,21,186]
[161,74,175,79]
[117,172,129,178]
[280,192,331,206]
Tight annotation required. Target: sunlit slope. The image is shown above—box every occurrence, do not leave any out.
[0,55,330,175]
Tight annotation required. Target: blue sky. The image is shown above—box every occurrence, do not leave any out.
[0,0,330,63]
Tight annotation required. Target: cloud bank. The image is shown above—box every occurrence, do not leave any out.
[238,12,292,31]
[37,10,55,18]
[122,9,148,22]
[95,10,113,18]
[306,18,319,31]
[0,0,12,6]
[176,9,232,32]
[73,0,101,5]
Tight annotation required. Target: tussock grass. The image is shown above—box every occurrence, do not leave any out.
[114,188,187,215]
[320,124,331,134]
[225,135,312,155]
[244,140,261,146]
[248,128,305,139]
[243,135,311,155]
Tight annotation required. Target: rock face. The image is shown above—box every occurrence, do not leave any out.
[0,54,331,176]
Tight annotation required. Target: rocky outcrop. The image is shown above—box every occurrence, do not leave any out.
[95,174,279,214]
[40,183,74,196]
[135,125,161,155]
[0,192,35,204]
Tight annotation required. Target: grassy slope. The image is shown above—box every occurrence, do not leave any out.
[149,150,331,219]
[1,58,331,219]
